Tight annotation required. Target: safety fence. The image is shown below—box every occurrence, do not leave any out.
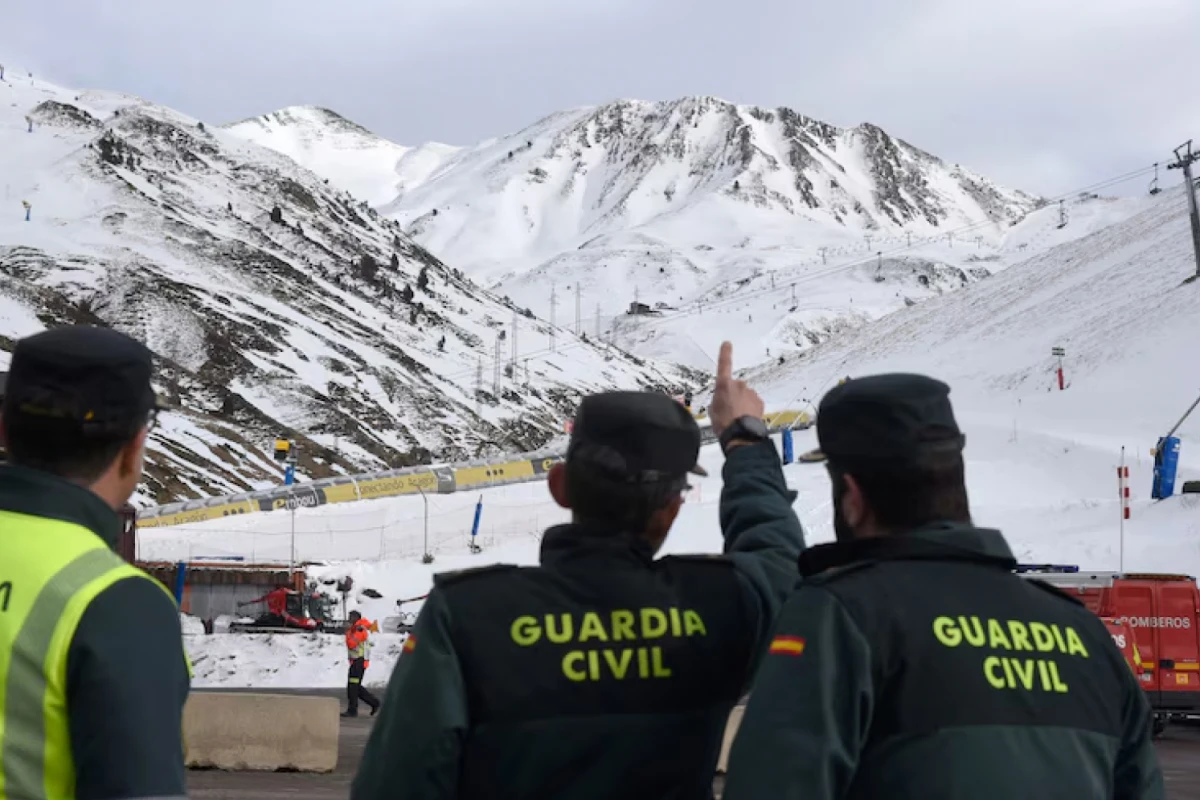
[136,481,715,565]
[137,409,811,529]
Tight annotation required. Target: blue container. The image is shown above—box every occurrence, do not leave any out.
[781,429,795,465]
[1152,436,1181,499]
[173,561,187,606]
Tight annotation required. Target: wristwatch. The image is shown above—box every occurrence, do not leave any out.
[718,415,770,453]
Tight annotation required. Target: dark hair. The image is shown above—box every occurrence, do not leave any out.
[565,458,687,532]
[3,410,143,483]
[829,451,970,530]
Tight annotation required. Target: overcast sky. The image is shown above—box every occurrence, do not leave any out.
[4,0,1197,195]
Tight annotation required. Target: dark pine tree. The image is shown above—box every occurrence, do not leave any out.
[359,254,378,281]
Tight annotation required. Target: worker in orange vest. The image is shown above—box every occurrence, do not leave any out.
[343,610,381,718]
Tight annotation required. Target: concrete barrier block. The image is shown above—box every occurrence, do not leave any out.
[717,705,745,773]
[184,692,339,773]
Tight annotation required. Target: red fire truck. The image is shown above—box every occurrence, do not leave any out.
[1017,565,1200,733]
[1099,617,1144,679]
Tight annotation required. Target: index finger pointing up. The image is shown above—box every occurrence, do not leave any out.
[717,341,733,383]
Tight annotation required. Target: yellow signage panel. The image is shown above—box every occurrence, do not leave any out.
[454,460,534,489]
[140,499,256,528]
[356,471,439,500]
[322,482,361,505]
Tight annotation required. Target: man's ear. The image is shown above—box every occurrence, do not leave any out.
[658,495,684,529]
[548,463,570,509]
[119,427,149,478]
[841,473,868,528]
[645,495,684,553]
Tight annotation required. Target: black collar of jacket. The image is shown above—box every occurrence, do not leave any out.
[798,521,1017,577]
[540,521,656,567]
[0,464,121,549]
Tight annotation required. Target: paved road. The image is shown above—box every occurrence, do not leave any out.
[189,689,1200,799]
[1157,722,1200,798]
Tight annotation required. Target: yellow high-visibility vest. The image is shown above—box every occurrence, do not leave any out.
[0,509,186,798]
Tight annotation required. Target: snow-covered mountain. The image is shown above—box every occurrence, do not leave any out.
[0,66,694,504]
[225,106,461,210]
[381,98,1041,273]
[224,106,411,207]
[236,97,1157,370]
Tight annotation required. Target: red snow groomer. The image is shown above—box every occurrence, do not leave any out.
[1017,564,1200,735]
[232,586,334,633]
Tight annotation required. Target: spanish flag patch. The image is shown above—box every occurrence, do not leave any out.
[768,635,806,657]
[403,635,417,653]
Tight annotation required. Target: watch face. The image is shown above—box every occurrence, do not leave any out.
[743,416,770,438]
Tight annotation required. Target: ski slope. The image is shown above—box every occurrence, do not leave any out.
[741,184,1200,445]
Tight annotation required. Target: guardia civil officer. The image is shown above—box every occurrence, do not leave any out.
[724,374,1165,800]
[0,326,190,799]
[353,342,805,799]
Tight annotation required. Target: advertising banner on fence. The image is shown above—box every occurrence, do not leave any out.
[137,410,806,528]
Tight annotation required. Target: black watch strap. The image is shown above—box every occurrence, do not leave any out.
[719,416,770,453]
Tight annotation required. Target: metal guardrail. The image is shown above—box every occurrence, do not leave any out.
[138,410,811,529]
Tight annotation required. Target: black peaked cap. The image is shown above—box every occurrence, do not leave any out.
[568,391,707,481]
[4,325,156,430]
[817,373,964,469]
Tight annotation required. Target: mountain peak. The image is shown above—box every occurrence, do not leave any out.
[369,96,1039,266]
[226,105,377,138]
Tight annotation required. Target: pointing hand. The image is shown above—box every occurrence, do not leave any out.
[708,341,764,437]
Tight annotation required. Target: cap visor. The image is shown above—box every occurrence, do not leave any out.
[689,464,709,477]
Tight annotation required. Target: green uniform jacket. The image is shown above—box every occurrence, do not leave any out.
[724,523,1165,800]
[352,439,805,799]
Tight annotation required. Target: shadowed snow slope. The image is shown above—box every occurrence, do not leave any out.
[0,64,691,504]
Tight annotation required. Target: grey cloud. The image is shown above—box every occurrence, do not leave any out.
[2,0,1196,195]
